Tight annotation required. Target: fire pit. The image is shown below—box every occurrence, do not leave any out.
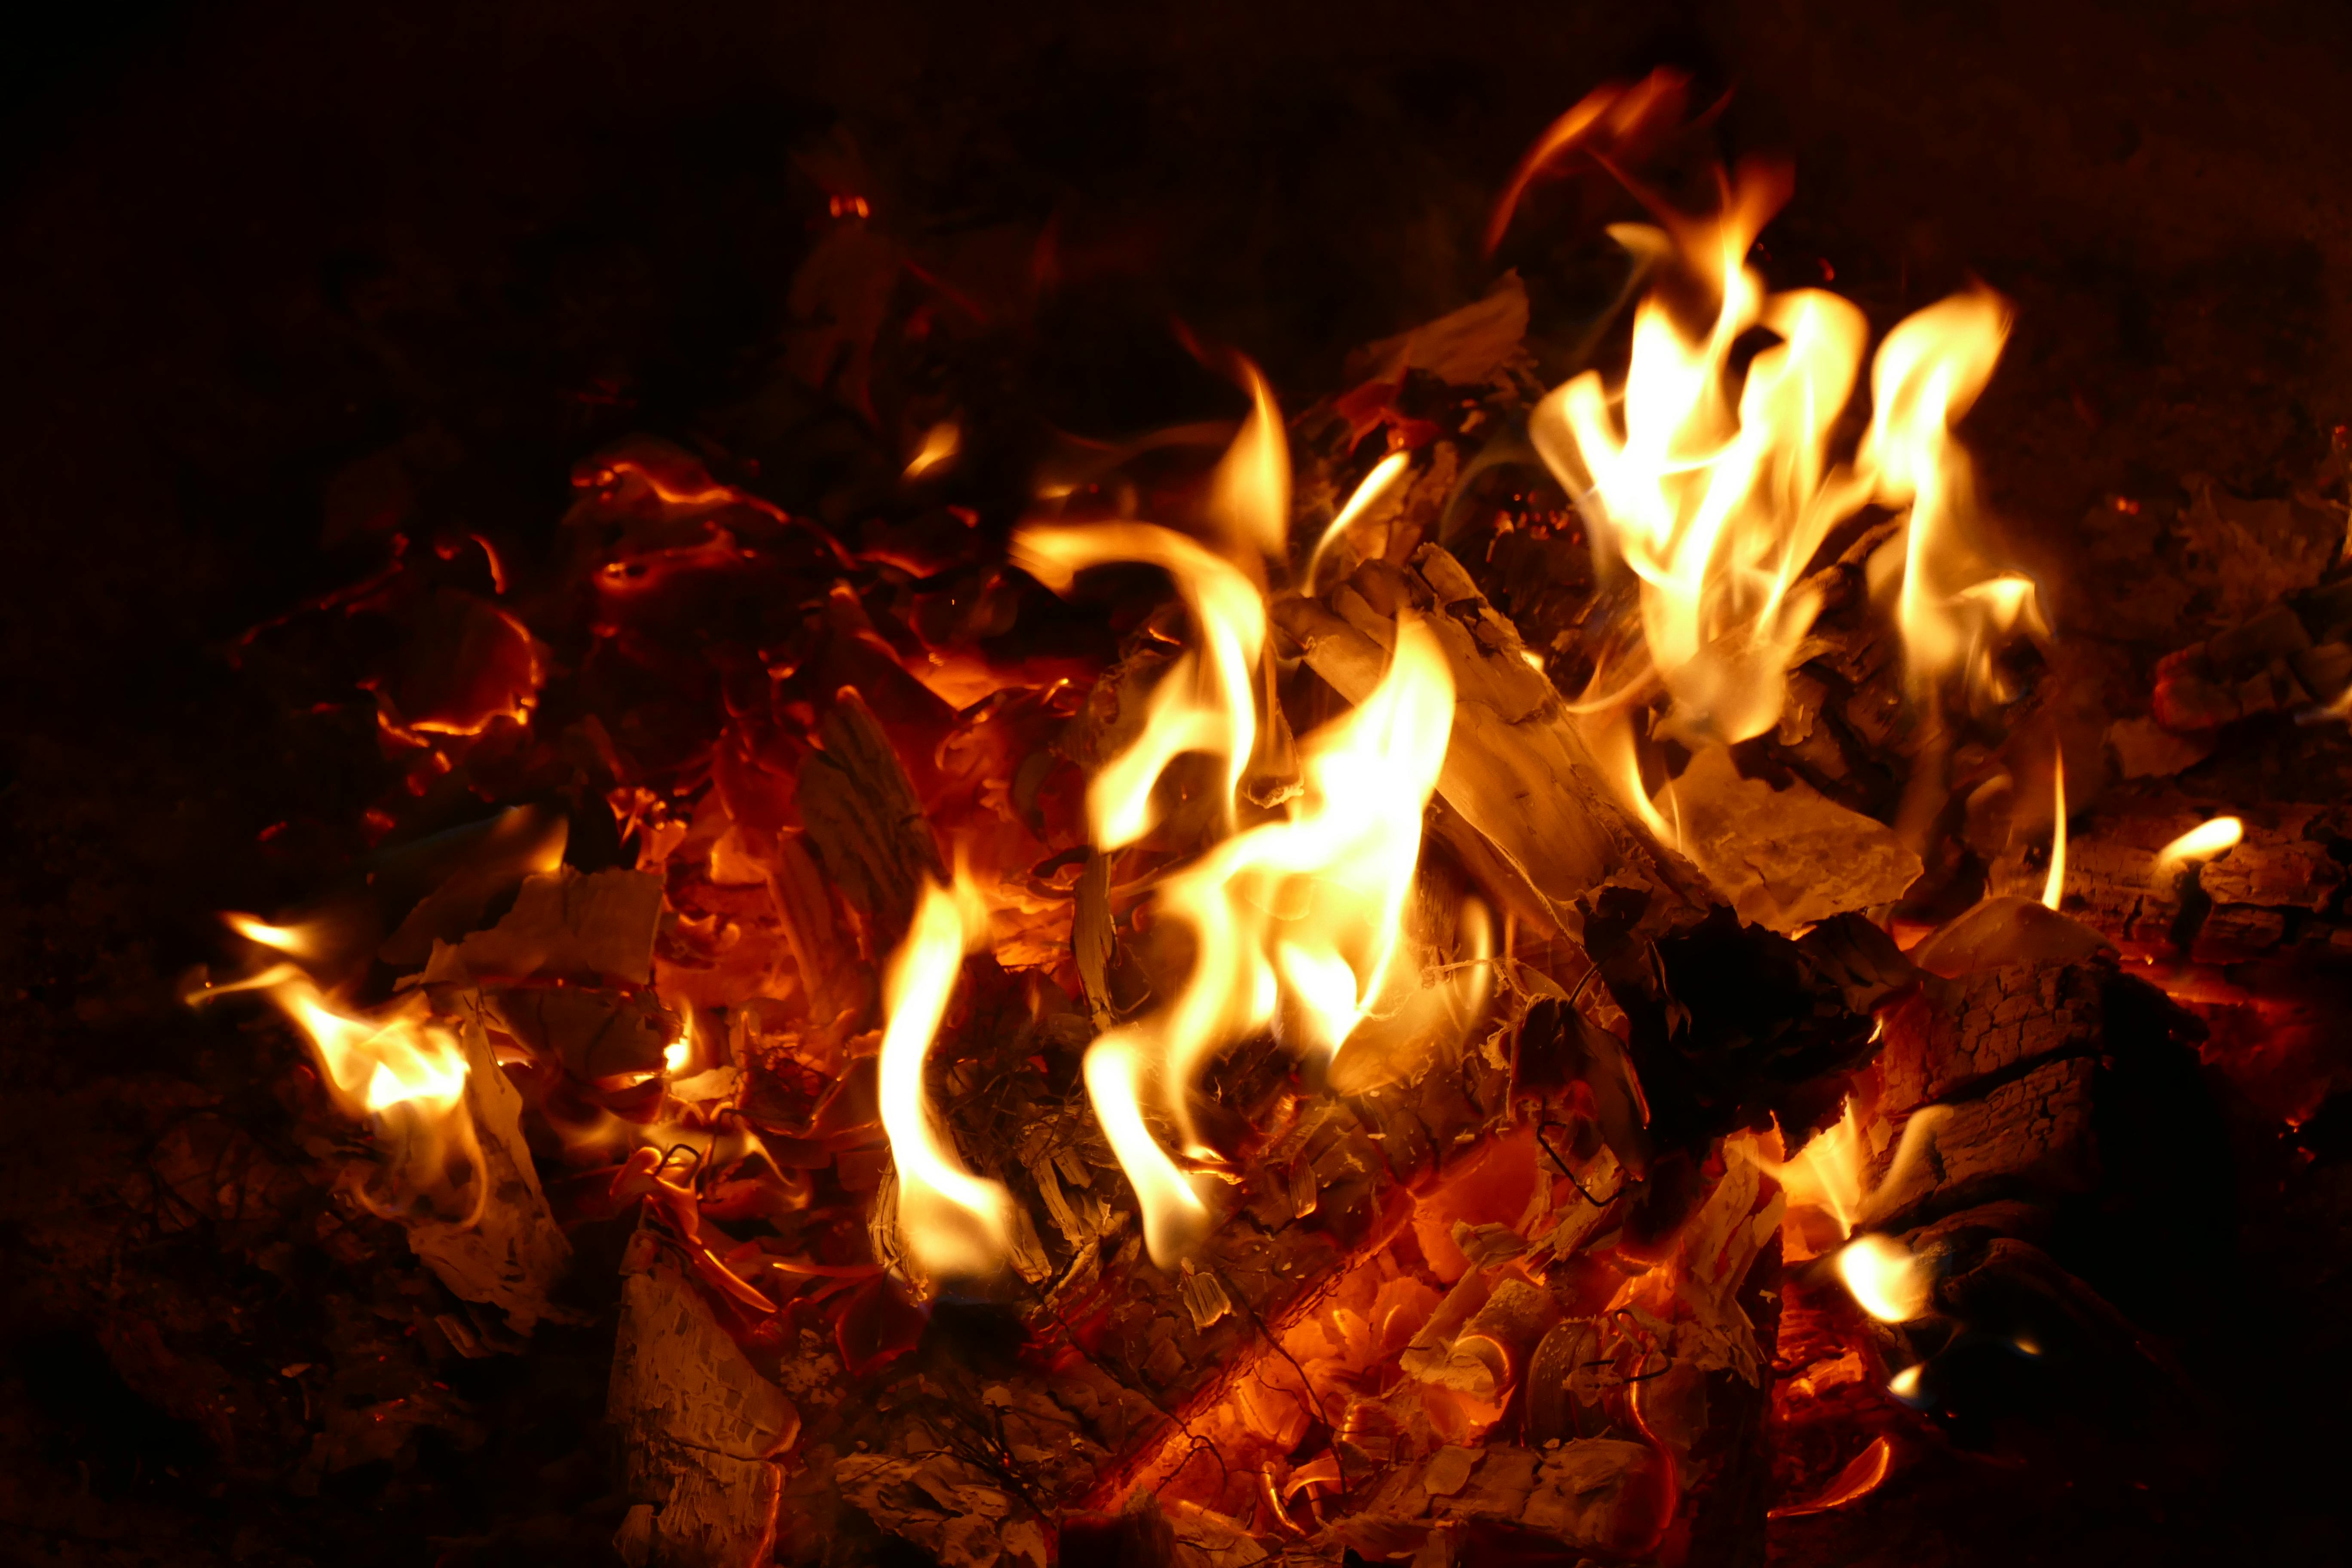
[7,6,2352,1568]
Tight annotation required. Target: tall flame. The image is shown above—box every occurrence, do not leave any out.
[1529,164,2040,768]
[1076,612,1457,1266]
[1014,524,1267,850]
[2040,749,2067,912]
[1150,613,1457,1089]
[1014,382,1461,1264]
[1208,358,1292,560]
[877,873,1016,1284]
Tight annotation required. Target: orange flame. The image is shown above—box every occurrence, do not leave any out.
[1014,524,1267,850]
[1085,615,1457,1265]
[193,954,484,1219]
[1014,388,1461,1264]
[877,873,1016,1284]
[225,912,325,961]
[1208,358,1291,560]
[2041,749,2067,912]
[274,979,471,1119]
[1528,164,2039,780]
[1834,1233,1933,1323]
[2155,816,2243,875]
[1303,451,1411,593]
[904,420,961,481]
[1761,1095,1949,1263]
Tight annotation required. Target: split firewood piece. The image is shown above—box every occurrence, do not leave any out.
[414,862,680,1080]
[766,827,871,1033]
[402,1005,573,1332]
[1399,1266,1550,1403]
[1274,546,1712,943]
[1907,897,2112,977]
[609,1224,801,1568]
[2059,790,2349,962]
[487,984,676,1081]
[1668,747,1922,933]
[377,803,571,968]
[799,687,946,959]
[831,1449,1050,1568]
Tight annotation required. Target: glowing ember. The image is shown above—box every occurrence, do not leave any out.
[1767,1435,1895,1519]
[877,874,1016,1284]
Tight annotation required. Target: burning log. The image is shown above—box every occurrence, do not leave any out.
[790,1019,1520,1536]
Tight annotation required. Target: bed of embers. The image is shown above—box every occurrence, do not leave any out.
[149,76,2352,1568]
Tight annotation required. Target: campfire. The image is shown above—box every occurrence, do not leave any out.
[158,66,2350,1568]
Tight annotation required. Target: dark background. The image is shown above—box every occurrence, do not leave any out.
[3,2,2349,1563]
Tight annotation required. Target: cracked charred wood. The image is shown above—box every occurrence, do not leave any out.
[610,1225,802,1568]
[1854,955,2218,1242]
[2058,788,2350,962]
[1273,546,1712,946]
[2149,576,2352,731]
